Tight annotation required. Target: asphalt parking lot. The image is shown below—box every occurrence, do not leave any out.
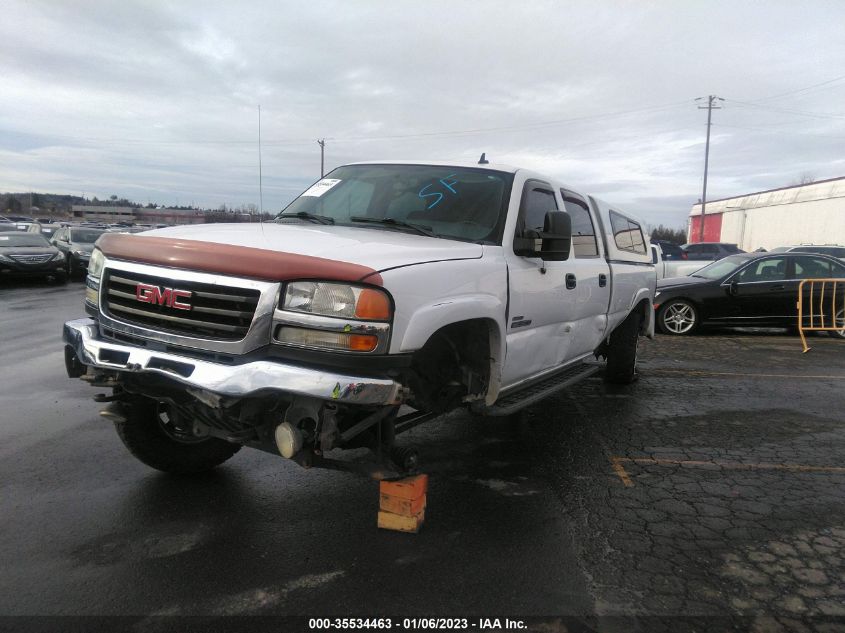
[1,279,844,632]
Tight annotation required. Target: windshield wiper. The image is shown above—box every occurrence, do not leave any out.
[275,212,335,225]
[350,216,436,238]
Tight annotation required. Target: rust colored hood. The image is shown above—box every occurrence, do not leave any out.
[96,223,483,283]
[96,232,384,285]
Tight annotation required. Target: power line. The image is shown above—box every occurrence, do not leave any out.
[749,72,845,104]
[724,98,845,121]
[714,122,845,139]
[14,100,691,149]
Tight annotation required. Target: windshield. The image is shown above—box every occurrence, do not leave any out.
[277,164,514,243]
[70,229,105,243]
[691,254,751,280]
[0,233,50,247]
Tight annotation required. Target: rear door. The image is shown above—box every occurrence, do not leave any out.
[560,189,611,356]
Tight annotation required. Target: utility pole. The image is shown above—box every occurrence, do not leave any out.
[317,139,325,178]
[258,105,264,219]
[695,95,723,242]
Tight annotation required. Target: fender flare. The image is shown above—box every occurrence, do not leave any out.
[630,288,655,338]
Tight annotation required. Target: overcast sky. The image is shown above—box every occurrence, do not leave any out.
[2,0,845,229]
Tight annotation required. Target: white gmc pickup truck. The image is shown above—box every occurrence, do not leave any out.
[63,160,655,477]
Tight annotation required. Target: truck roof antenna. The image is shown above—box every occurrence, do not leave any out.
[478,153,489,165]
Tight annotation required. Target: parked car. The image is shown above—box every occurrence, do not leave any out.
[50,226,106,278]
[27,222,62,240]
[653,240,688,260]
[654,252,845,336]
[0,231,67,282]
[681,242,745,261]
[768,244,845,260]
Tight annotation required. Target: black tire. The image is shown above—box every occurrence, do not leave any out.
[605,310,641,385]
[52,272,67,284]
[657,299,699,335]
[113,398,240,474]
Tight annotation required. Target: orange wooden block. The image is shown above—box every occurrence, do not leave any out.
[378,508,425,533]
[379,474,428,500]
[380,492,426,517]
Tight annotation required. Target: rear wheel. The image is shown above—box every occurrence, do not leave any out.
[605,310,641,384]
[657,299,698,335]
[113,398,241,474]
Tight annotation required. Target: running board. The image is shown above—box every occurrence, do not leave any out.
[479,363,601,417]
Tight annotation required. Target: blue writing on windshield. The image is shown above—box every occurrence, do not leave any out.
[418,174,458,209]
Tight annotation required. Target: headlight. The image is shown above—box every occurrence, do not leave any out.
[654,291,661,298]
[73,249,90,257]
[282,282,391,320]
[0,254,11,263]
[54,251,65,261]
[87,249,104,278]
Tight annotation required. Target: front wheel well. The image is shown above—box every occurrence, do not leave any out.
[405,319,495,413]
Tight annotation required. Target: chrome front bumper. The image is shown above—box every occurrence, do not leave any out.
[63,318,404,405]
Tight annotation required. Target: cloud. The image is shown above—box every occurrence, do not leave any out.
[1,0,844,231]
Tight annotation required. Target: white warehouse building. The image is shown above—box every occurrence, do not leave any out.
[687,176,845,251]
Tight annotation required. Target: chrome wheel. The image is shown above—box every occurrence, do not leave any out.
[659,300,697,335]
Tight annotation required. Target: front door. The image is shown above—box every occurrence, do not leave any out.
[726,256,794,325]
[502,181,580,387]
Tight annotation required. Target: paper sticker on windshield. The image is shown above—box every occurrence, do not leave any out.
[301,179,341,197]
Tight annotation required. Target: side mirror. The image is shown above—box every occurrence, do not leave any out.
[513,211,572,261]
[728,280,739,296]
[540,210,572,261]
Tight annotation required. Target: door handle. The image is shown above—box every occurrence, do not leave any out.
[771,285,784,291]
[599,274,607,287]
[566,273,577,290]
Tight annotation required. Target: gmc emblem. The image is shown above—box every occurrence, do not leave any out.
[135,283,192,310]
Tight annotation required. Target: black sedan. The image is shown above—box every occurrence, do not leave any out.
[0,231,67,282]
[655,252,845,336]
[50,226,106,278]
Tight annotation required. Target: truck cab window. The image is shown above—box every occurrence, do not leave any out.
[610,210,647,255]
[517,183,557,236]
[561,190,598,257]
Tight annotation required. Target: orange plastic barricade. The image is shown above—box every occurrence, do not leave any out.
[797,279,845,352]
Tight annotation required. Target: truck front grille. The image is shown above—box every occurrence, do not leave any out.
[102,269,261,340]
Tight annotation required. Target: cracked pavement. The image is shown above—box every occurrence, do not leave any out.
[1,281,844,632]
[526,332,845,631]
